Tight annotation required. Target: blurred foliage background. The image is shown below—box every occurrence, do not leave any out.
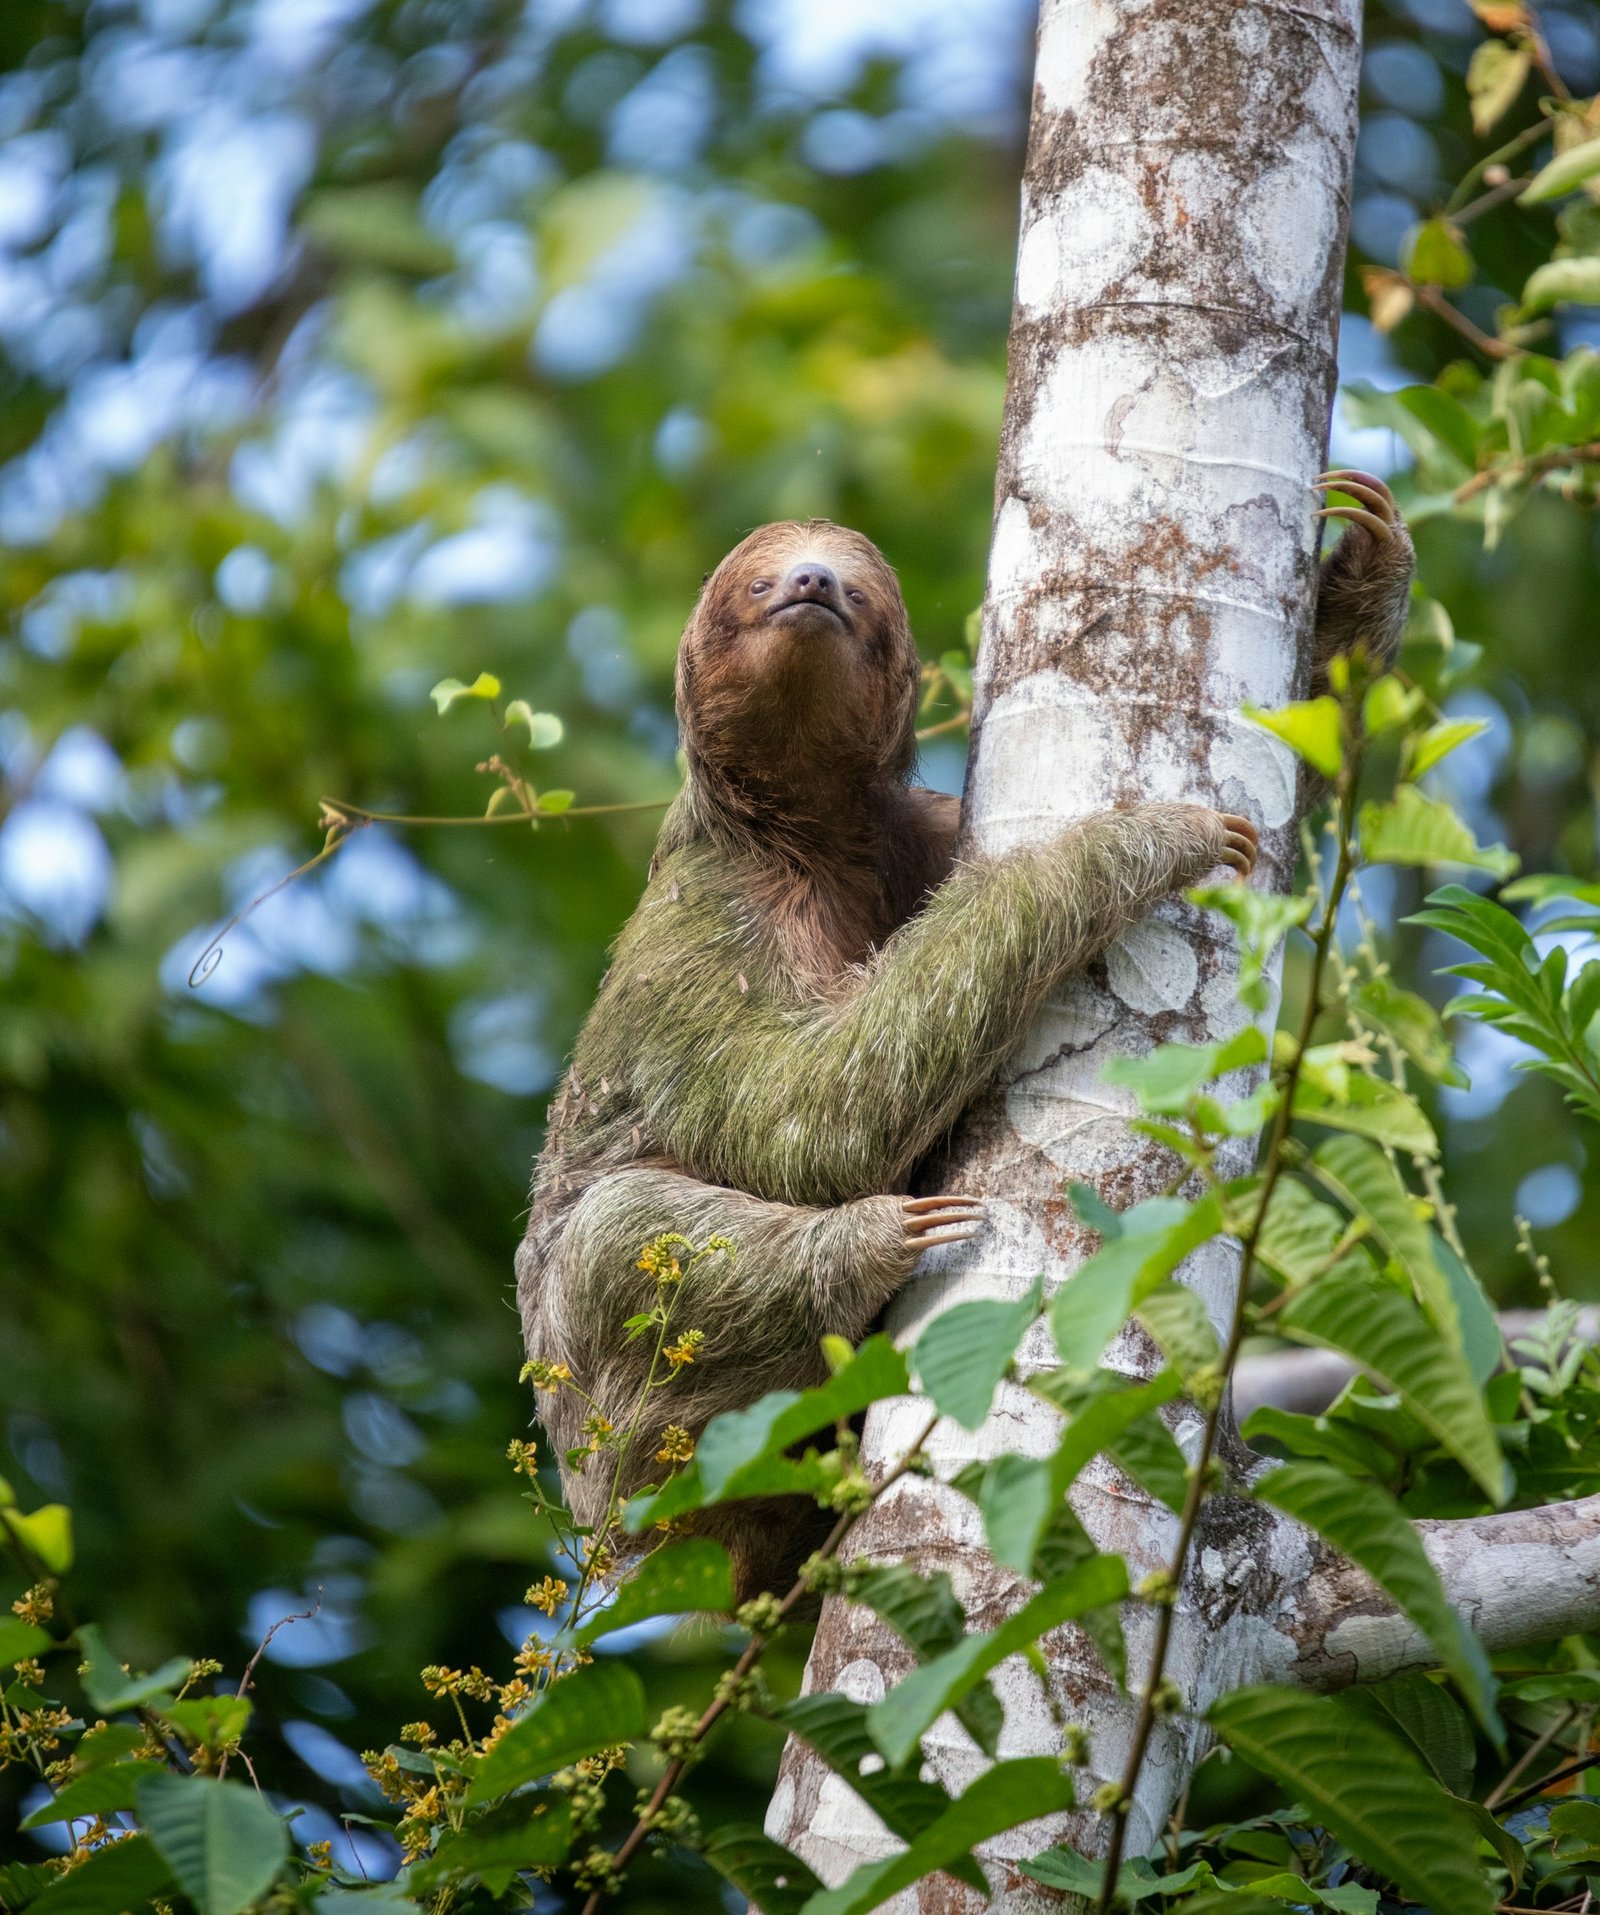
[2,0,1599,1887]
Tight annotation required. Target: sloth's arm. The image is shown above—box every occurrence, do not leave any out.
[614,801,1245,1206]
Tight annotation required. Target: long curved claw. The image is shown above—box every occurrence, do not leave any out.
[1312,469,1399,543]
[1217,811,1259,880]
[903,1195,986,1246]
[1314,504,1393,542]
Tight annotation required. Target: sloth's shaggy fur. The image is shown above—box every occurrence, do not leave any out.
[517,512,1412,1597]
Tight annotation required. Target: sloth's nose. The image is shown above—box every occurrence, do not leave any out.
[783,560,840,603]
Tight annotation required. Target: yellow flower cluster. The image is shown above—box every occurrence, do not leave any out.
[419,1664,495,1702]
[654,1424,695,1464]
[664,1329,704,1370]
[525,1576,569,1617]
[12,1583,53,1626]
[505,1437,539,1475]
[520,1357,572,1391]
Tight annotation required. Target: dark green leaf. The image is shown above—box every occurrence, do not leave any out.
[28,1837,173,1915]
[408,1796,573,1891]
[22,1761,165,1828]
[465,1661,647,1804]
[136,1774,288,1915]
[76,1624,192,1715]
[799,1758,1076,1915]
[704,1829,825,1915]
[569,1539,733,1646]
[1209,1685,1494,1914]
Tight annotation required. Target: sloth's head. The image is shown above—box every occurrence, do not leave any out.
[675,520,919,797]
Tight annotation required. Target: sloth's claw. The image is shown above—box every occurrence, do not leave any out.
[1312,470,1399,543]
[902,1195,986,1247]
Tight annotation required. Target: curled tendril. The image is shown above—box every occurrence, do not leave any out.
[187,821,361,988]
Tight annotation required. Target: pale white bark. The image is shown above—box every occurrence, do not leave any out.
[769,0,1369,1903]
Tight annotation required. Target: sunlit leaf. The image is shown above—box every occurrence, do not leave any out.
[1406,716,1489,780]
[1401,219,1473,291]
[505,701,565,749]
[1466,38,1531,135]
[1244,696,1342,777]
[568,1539,733,1646]
[1359,786,1516,877]
[1520,134,1600,204]
[429,672,502,713]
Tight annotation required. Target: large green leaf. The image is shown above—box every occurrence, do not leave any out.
[75,1623,193,1714]
[1307,1137,1454,1331]
[1244,696,1343,777]
[798,1758,1076,1915]
[1291,1074,1438,1156]
[0,1619,52,1668]
[408,1796,573,1892]
[1359,787,1516,877]
[1208,1685,1494,1914]
[625,1336,908,1527]
[1277,1269,1508,1504]
[569,1539,733,1646]
[136,1774,289,1915]
[867,1554,1127,1768]
[1255,1462,1499,1740]
[465,1661,647,1804]
[912,1281,1041,1431]
[704,1829,826,1915]
[1051,1193,1223,1372]
[849,1564,1003,1754]
[27,1837,173,1915]
[22,1760,165,1828]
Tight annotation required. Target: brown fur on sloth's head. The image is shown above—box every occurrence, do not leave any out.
[675,521,920,805]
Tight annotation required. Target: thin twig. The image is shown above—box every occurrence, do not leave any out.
[1484,1702,1577,1810]
[1496,1745,1599,1813]
[218,1593,321,1781]
[1456,441,1600,502]
[1096,749,1360,1912]
[1411,282,1516,360]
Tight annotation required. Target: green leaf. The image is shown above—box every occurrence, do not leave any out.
[1350,975,1467,1085]
[4,1504,73,1573]
[1102,1027,1267,1116]
[1551,1798,1600,1863]
[465,1661,647,1804]
[504,701,565,749]
[158,1693,252,1750]
[1255,1463,1499,1740]
[1342,1673,1477,1796]
[1467,38,1531,134]
[912,1281,1040,1430]
[429,672,501,714]
[1292,1073,1439,1157]
[775,1693,982,1889]
[1434,1234,1503,1386]
[1051,1193,1224,1372]
[798,1758,1076,1915]
[22,1760,165,1828]
[28,1837,173,1915]
[535,788,575,814]
[76,1623,193,1714]
[1135,1282,1221,1384]
[1397,386,1483,473]
[408,1796,573,1892]
[1247,1179,1365,1290]
[569,1539,733,1646]
[1308,1136,1453,1331]
[704,1828,826,1915]
[626,1336,908,1527]
[137,1774,289,1915]
[1408,717,1489,781]
[1521,256,1600,316]
[1107,1409,1189,1514]
[1520,134,1600,205]
[1277,1271,1508,1504]
[1400,219,1473,291]
[1359,786,1516,877]
[0,1618,52,1668]
[1362,674,1426,735]
[1245,697,1342,777]
[847,1564,1003,1753]
[867,1554,1126,1769]
[1208,1686,1494,1915]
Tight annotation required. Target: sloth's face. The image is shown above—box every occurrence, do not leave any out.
[677,522,919,781]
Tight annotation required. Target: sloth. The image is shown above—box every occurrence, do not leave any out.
[517,471,1412,1596]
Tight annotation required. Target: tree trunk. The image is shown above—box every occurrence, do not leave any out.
[767,0,1365,1901]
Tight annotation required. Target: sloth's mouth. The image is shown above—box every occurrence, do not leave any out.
[767,596,849,626]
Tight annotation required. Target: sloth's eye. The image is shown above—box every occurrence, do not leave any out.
[750,579,771,595]
[846,589,865,604]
